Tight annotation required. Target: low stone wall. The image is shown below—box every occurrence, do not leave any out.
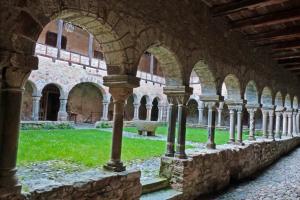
[160,137,300,200]
[4,170,141,200]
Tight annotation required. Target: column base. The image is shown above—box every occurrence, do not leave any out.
[58,111,68,121]
[248,136,256,141]
[103,161,126,172]
[227,139,235,144]
[235,141,245,146]
[174,152,187,159]
[206,143,216,149]
[165,152,174,157]
[0,185,21,198]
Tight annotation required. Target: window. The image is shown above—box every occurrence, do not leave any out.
[94,50,104,60]
[45,31,67,49]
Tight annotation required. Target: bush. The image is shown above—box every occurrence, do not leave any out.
[95,122,112,128]
[20,122,74,130]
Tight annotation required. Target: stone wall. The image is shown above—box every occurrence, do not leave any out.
[160,137,300,200]
[3,170,141,200]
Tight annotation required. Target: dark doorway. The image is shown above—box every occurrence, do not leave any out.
[139,96,147,120]
[151,98,159,121]
[40,84,60,121]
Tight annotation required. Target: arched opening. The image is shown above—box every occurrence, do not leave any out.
[285,94,292,109]
[151,98,160,121]
[222,74,241,101]
[293,96,299,109]
[245,81,258,105]
[40,84,61,121]
[125,95,135,121]
[187,99,199,124]
[261,87,273,106]
[275,92,283,107]
[67,83,103,123]
[21,81,35,121]
[139,96,149,120]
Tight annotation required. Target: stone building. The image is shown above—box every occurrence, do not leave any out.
[1,0,300,199]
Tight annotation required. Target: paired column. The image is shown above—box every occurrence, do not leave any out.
[275,111,282,139]
[228,107,236,144]
[133,103,139,120]
[165,98,177,157]
[217,102,224,127]
[164,86,192,159]
[198,101,204,125]
[205,102,217,149]
[268,110,275,141]
[246,106,257,141]
[158,104,164,121]
[282,112,288,136]
[0,66,33,197]
[287,111,293,137]
[262,109,269,138]
[236,107,244,145]
[292,110,297,135]
[103,75,139,172]
[146,104,152,120]
[101,101,109,121]
[32,96,41,121]
[58,98,68,121]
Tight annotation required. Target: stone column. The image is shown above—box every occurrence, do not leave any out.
[164,86,192,159]
[287,112,293,137]
[275,112,282,139]
[58,98,68,121]
[0,66,32,197]
[247,108,257,141]
[32,96,41,121]
[268,110,275,140]
[217,107,223,127]
[206,102,217,149]
[293,110,297,135]
[101,101,109,121]
[228,107,236,144]
[158,105,163,121]
[146,104,152,120]
[296,110,300,135]
[198,103,204,125]
[282,112,288,136]
[262,109,269,138]
[236,107,244,145]
[103,75,139,172]
[56,19,64,58]
[133,103,139,120]
[165,98,177,157]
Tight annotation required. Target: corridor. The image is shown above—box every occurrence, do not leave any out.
[213,148,300,200]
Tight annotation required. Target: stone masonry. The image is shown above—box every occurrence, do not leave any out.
[160,137,300,200]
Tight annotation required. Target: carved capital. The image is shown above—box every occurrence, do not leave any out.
[3,67,31,88]
[109,87,133,102]
[103,75,140,89]
[10,54,38,70]
[163,86,193,105]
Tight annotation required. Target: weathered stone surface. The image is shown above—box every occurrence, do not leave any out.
[160,137,300,200]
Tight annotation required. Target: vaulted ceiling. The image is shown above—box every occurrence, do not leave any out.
[202,0,300,77]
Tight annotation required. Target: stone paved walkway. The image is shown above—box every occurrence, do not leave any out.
[210,148,300,200]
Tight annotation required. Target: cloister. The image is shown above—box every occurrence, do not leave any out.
[1,0,300,199]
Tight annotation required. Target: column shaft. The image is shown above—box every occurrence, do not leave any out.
[228,109,236,143]
[248,109,256,140]
[268,111,275,140]
[206,103,216,149]
[217,108,223,127]
[262,110,269,138]
[236,109,244,144]
[133,104,139,120]
[282,112,288,136]
[288,113,293,137]
[175,104,187,159]
[275,112,281,139]
[165,103,176,157]
[32,96,41,121]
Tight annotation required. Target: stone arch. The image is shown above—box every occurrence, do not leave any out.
[143,45,184,86]
[139,95,151,120]
[151,97,160,121]
[244,80,258,105]
[285,94,292,109]
[187,98,199,124]
[261,87,273,106]
[192,61,217,95]
[293,96,299,109]
[222,74,241,100]
[67,82,104,123]
[39,82,66,99]
[6,4,137,75]
[275,91,284,107]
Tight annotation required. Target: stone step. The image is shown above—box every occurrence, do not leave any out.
[142,178,169,194]
[140,187,183,200]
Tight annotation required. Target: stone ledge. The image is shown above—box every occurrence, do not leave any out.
[160,137,300,200]
[5,170,141,200]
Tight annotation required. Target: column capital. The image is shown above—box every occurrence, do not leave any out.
[246,103,260,110]
[228,104,243,111]
[163,86,193,105]
[103,75,140,89]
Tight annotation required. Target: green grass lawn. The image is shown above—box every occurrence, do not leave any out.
[18,129,167,167]
[123,126,257,145]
